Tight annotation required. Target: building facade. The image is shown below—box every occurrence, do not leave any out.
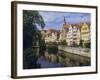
[40,18,90,48]
[42,29,59,43]
[66,25,73,46]
[66,25,81,46]
[81,22,90,46]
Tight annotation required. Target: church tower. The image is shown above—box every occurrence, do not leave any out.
[64,16,66,25]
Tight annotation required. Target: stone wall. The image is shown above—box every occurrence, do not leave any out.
[58,45,90,57]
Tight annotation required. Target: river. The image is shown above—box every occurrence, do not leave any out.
[36,50,90,68]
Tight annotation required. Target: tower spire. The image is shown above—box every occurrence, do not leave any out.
[64,16,66,24]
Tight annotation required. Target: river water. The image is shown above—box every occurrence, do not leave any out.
[36,50,90,68]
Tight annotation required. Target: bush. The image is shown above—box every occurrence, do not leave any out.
[83,42,90,48]
[59,40,67,46]
[79,40,90,48]
[79,40,83,47]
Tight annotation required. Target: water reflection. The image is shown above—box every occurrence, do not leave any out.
[36,50,90,68]
[23,47,90,69]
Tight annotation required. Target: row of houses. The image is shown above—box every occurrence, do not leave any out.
[41,18,90,47]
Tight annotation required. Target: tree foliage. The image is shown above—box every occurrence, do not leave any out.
[23,10,45,49]
[23,10,45,29]
[23,10,45,69]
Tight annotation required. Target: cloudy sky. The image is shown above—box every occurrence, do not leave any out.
[38,11,91,30]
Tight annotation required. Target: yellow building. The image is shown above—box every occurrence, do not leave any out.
[81,22,90,45]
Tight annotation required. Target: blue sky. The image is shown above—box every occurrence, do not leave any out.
[38,11,91,30]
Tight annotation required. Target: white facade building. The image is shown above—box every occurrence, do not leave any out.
[73,26,80,46]
[66,25,73,46]
[51,32,58,42]
[66,25,80,46]
[43,29,58,43]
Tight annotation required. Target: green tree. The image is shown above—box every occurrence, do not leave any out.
[23,10,45,49]
[23,10,45,29]
[59,40,67,46]
[23,10,45,69]
[79,40,83,47]
[84,42,90,48]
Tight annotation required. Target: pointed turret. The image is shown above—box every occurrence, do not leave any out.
[64,16,66,24]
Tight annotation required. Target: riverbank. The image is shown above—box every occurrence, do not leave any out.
[58,45,91,58]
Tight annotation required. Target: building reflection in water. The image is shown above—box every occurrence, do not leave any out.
[36,49,90,68]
